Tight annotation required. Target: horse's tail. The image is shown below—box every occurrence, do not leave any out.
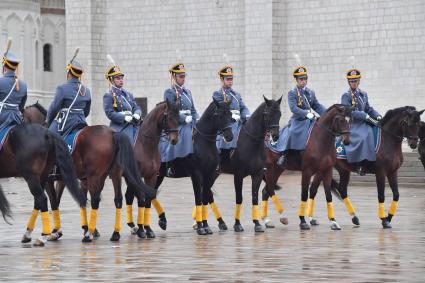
[49,132,87,207]
[113,132,156,199]
[330,178,342,201]
[0,184,12,223]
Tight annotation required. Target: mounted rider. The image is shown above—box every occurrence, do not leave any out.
[103,55,142,146]
[0,38,27,131]
[341,67,381,175]
[213,63,250,162]
[47,48,91,138]
[276,59,326,166]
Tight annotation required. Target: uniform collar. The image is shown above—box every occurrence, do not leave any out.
[3,71,15,77]
[68,77,80,83]
[350,88,360,95]
[222,86,233,93]
[296,86,307,93]
[112,85,126,94]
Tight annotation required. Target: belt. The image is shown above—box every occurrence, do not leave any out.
[60,108,84,113]
[0,102,19,108]
[119,111,132,115]
[179,110,191,115]
[230,110,240,115]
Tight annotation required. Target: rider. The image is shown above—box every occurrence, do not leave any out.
[213,65,250,163]
[341,68,381,175]
[103,56,142,145]
[159,62,198,173]
[47,49,91,137]
[276,65,326,166]
[0,39,27,130]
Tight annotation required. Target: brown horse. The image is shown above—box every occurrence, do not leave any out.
[109,99,180,240]
[262,104,351,230]
[0,122,86,246]
[22,103,156,242]
[308,106,424,229]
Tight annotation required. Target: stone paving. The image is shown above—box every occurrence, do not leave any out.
[0,174,424,282]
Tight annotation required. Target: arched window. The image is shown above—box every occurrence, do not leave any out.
[43,43,52,72]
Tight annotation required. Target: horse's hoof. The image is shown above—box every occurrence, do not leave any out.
[233,223,244,232]
[197,227,207,235]
[382,219,392,229]
[33,236,48,247]
[352,215,360,226]
[263,217,275,228]
[254,224,265,233]
[329,220,342,230]
[82,235,92,243]
[203,226,213,235]
[192,220,198,230]
[21,230,32,243]
[309,218,319,226]
[137,228,147,239]
[93,229,100,239]
[110,231,120,242]
[300,222,310,230]
[218,222,228,231]
[145,227,156,239]
[158,214,167,230]
[130,226,139,235]
[279,215,289,225]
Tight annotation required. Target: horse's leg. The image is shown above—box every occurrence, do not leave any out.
[207,182,227,231]
[190,171,207,236]
[200,173,213,234]
[307,174,321,226]
[21,199,39,243]
[110,169,123,242]
[323,168,341,230]
[386,172,399,226]
[376,171,391,228]
[142,174,164,238]
[261,186,274,228]
[267,166,288,227]
[299,170,312,230]
[153,174,167,230]
[45,180,63,241]
[77,181,90,242]
[233,173,244,232]
[337,169,360,226]
[83,178,103,242]
[251,172,265,233]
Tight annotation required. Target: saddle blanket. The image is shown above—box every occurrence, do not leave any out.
[64,129,83,154]
[336,126,381,160]
[0,125,14,151]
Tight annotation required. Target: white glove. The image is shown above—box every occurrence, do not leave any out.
[232,113,241,122]
[124,115,133,123]
[133,113,141,120]
[185,115,193,124]
[376,115,382,121]
[306,112,315,120]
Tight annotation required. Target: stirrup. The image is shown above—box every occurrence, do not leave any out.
[357,166,366,176]
[276,155,286,167]
[48,166,62,181]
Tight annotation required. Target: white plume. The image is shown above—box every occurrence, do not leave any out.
[5,37,12,55]
[350,56,355,68]
[176,49,182,62]
[106,54,116,66]
[223,53,230,64]
[70,47,79,63]
[294,53,302,66]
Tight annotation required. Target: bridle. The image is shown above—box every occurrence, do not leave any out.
[194,103,232,143]
[242,105,279,141]
[315,113,351,138]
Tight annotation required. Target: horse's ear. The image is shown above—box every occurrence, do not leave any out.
[276,95,283,105]
[418,109,425,116]
[263,95,270,105]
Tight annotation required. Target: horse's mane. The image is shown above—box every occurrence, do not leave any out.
[155,101,166,107]
[380,106,416,126]
[325,104,346,112]
[26,101,47,117]
[200,100,220,119]
[249,102,266,119]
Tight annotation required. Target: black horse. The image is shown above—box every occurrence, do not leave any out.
[419,121,425,170]
[214,95,282,232]
[0,123,86,246]
[137,99,234,236]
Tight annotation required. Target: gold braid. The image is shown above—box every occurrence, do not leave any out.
[350,90,356,107]
[221,87,228,102]
[296,88,302,107]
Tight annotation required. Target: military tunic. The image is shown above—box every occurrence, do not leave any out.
[0,71,27,129]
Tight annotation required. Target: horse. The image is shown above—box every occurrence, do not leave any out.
[418,121,425,170]
[308,106,424,229]
[0,122,86,246]
[22,103,157,242]
[261,104,352,230]
[109,99,180,240]
[210,95,282,233]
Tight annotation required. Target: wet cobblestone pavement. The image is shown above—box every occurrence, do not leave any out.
[0,174,424,282]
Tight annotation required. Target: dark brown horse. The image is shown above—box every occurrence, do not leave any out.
[308,106,424,229]
[262,104,351,230]
[418,121,425,169]
[0,122,86,246]
[23,103,156,242]
[109,99,180,240]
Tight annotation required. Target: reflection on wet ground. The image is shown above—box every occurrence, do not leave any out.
[0,175,424,282]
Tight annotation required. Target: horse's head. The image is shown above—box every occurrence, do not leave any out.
[22,101,47,126]
[212,98,233,143]
[326,104,351,145]
[164,99,180,145]
[263,95,282,142]
[380,106,424,149]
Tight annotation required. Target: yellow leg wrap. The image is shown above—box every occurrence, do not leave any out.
[88,208,98,233]
[210,202,222,220]
[252,205,259,221]
[271,195,284,213]
[137,207,145,226]
[192,206,196,220]
[261,200,268,219]
[41,211,51,235]
[378,203,386,219]
[80,207,88,227]
[298,201,307,217]
[27,209,39,231]
[202,205,208,221]
[343,197,355,215]
[144,208,151,226]
[114,208,122,232]
[52,209,61,230]
[306,199,314,217]
[195,205,202,222]
[388,201,398,216]
[327,202,335,220]
[234,204,242,220]
[126,204,133,224]
[152,198,164,215]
